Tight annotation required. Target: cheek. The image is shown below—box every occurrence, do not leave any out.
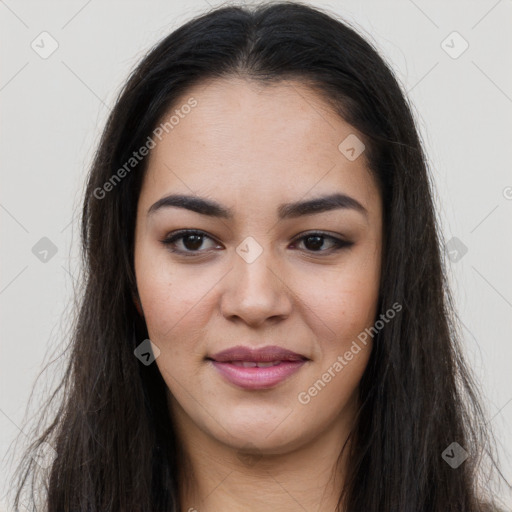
[294,344,371,438]
[136,271,202,343]
[134,244,220,345]
[292,265,378,426]
[297,255,380,346]
[135,241,181,340]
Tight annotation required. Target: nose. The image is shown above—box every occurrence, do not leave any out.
[219,245,293,328]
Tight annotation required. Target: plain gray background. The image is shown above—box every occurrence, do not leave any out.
[1,0,511,509]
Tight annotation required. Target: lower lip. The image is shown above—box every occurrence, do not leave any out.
[210,360,307,390]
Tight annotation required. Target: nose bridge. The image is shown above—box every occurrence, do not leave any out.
[220,236,291,325]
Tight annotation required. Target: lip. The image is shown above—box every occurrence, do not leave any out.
[209,345,308,363]
[207,345,309,390]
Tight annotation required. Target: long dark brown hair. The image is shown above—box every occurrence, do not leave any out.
[9,2,507,510]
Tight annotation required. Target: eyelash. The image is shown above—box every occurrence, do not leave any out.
[160,229,353,257]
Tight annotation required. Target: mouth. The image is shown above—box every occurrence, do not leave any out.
[206,345,309,390]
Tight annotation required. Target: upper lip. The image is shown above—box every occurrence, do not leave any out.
[208,345,308,363]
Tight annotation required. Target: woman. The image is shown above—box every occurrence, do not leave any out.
[11,2,506,511]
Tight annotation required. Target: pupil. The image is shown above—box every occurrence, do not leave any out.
[184,235,203,250]
[305,235,323,251]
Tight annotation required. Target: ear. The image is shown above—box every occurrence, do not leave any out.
[132,290,144,317]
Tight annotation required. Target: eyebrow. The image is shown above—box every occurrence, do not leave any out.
[147,192,368,220]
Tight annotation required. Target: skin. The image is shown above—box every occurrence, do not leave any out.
[134,77,383,512]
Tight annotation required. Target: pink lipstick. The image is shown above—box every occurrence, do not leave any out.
[208,345,308,390]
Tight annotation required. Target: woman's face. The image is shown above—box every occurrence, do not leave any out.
[134,77,382,455]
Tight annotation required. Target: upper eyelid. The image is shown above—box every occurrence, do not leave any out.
[162,229,220,245]
[162,229,345,241]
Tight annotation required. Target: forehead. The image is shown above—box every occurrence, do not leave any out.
[139,77,380,220]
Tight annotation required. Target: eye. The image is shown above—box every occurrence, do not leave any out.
[161,230,221,255]
[161,229,353,257]
[290,232,353,253]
